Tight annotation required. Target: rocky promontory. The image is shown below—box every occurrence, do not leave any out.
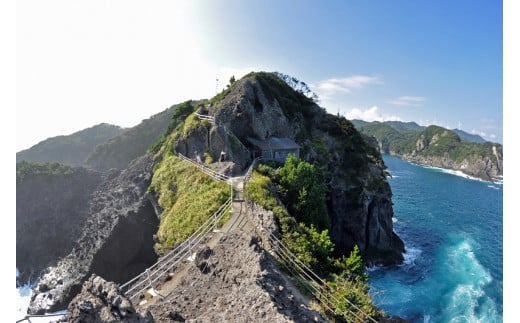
[28,154,160,314]
[351,121,503,183]
[175,72,405,265]
[20,71,407,319]
[402,133,502,182]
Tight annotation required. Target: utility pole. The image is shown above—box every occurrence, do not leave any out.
[216,78,219,94]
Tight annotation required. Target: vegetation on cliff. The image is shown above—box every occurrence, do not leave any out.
[148,100,230,254]
[245,156,383,321]
[149,154,230,253]
[17,160,85,185]
[352,120,500,161]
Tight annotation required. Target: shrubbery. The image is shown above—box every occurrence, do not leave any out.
[244,155,382,321]
[16,161,76,185]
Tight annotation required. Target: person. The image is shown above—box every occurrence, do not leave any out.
[220,150,226,162]
[196,153,202,164]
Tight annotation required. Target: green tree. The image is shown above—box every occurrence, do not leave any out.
[346,245,368,282]
[276,154,329,230]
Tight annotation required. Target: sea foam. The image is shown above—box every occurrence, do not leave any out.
[408,162,503,185]
[439,238,500,322]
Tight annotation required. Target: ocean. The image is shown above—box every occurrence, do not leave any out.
[369,155,503,322]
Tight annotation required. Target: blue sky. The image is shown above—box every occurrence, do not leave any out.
[16,0,504,151]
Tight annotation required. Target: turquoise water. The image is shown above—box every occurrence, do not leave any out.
[369,155,503,322]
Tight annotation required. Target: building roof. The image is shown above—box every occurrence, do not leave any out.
[247,137,301,150]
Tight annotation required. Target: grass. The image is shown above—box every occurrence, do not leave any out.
[150,154,230,253]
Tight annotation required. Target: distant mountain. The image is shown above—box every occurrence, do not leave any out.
[351,120,503,182]
[352,120,488,144]
[384,121,425,132]
[452,129,486,143]
[85,102,192,171]
[16,123,124,167]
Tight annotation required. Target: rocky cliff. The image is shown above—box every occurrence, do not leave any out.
[352,121,503,182]
[16,163,103,286]
[402,131,502,182]
[28,154,160,314]
[174,72,404,265]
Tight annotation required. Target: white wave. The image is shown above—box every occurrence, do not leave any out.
[487,185,500,190]
[412,163,502,184]
[16,268,66,322]
[440,239,499,322]
[16,283,33,321]
[402,246,422,266]
[17,284,66,322]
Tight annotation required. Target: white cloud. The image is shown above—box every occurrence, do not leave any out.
[387,96,426,106]
[344,106,402,122]
[312,75,381,95]
[471,129,497,140]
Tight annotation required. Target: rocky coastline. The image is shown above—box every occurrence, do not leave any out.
[398,151,502,183]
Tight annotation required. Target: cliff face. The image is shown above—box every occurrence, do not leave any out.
[175,73,404,265]
[28,154,159,314]
[16,165,103,285]
[352,121,503,183]
[401,153,502,181]
[329,164,405,265]
[401,130,503,182]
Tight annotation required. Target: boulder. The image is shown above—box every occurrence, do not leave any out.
[59,274,153,323]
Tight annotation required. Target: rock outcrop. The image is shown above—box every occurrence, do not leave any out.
[59,274,152,322]
[351,120,503,183]
[402,152,502,182]
[402,130,503,182]
[173,73,405,265]
[16,165,103,286]
[28,154,159,314]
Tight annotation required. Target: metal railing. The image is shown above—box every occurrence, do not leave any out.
[243,157,263,185]
[177,153,230,183]
[241,192,379,322]
[16,313,66,323]
[194,113,215,123]
[119,198,232,301]
[265,231,379,323]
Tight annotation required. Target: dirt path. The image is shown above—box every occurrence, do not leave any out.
[135,199,325,322]
[136,201,248,308]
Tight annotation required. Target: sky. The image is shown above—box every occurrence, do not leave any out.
[15,0,505,152]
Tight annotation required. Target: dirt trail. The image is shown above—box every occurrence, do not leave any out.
[135,199,325,322]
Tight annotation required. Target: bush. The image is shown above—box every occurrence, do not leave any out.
[276,154,329,230]
[326,275,382,322]
[245,163,380,322]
